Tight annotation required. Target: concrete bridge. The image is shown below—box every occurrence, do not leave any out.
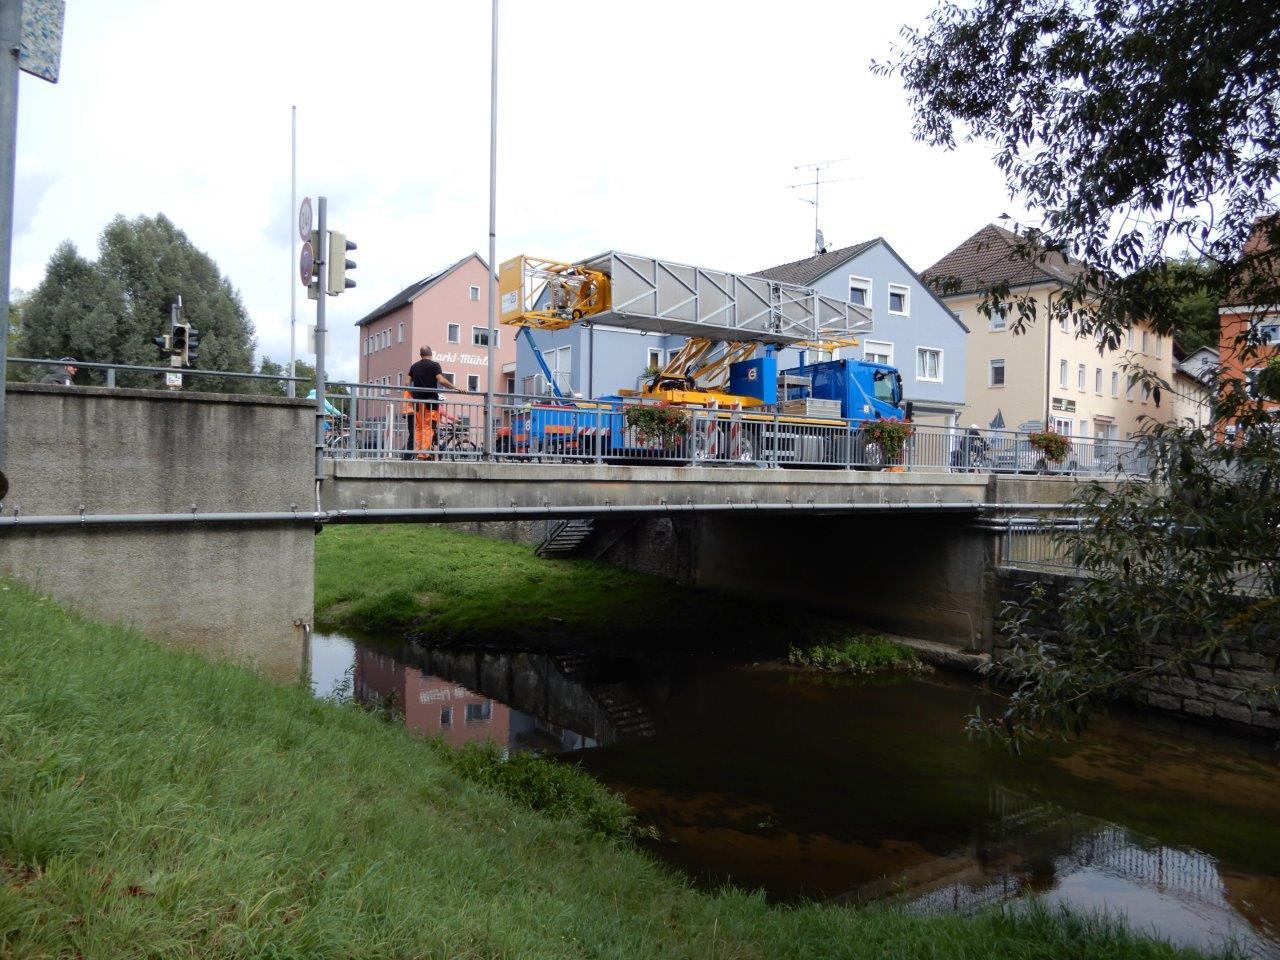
[0,384,1090,677]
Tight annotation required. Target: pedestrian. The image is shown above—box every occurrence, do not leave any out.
[407,345,461,459]
[40,357,77,386]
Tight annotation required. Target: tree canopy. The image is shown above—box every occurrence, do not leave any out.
[17,214,257,390]
[883,0,1280,744]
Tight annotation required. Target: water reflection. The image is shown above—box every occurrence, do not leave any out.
[309,631,1280,957]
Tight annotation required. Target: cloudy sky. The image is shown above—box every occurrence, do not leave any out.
[14,0,1029,380]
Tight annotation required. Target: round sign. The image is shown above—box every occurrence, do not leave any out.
[298,197,313,242]
[299,241,315,286]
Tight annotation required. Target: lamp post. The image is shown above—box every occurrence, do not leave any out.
[483,0,499,457]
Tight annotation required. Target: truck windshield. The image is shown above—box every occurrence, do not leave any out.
[872,371,900,407]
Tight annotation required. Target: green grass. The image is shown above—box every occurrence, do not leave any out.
[787,634,924,674]
[317,525,905,655]
[0,582,1218,959]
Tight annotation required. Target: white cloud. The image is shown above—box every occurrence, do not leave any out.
[12,0,1029,384]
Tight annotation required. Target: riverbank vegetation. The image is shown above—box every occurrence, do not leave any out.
[0,582,1215,959]
[317,524,911,658]
[787,634,925,674]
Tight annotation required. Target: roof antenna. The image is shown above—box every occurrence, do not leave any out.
[789,159,858,255]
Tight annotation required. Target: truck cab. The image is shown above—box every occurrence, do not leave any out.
[783,358,905,423]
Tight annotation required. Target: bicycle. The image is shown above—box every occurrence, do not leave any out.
[434,412,480,460]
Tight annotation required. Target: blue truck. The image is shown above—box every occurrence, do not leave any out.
[502,349,909,467]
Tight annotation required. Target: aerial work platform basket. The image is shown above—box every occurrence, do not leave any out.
[499,251,873,345]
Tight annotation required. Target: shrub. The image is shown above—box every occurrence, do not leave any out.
[864,417,914,461]
[624,403,689,447]
[1028,430,1073,463]
[425,739,637,842]
[787,634,924,675]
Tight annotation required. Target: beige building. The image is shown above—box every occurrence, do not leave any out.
[924,224,1175,440]
[1170,345,1217,430]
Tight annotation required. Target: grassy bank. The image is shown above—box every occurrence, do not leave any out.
[0,583,1212,959]
[317,524,883,653]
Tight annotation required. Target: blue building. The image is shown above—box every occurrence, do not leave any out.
[513,239,967,427]
[753,239,968,428]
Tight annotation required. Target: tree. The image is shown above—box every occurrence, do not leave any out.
[256,357,324,398]
[17,242,136,383]
[96,214,256,391]
[880,0,1280,744]
[17,215,257,390]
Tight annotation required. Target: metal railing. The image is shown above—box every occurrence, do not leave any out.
[8,356,307,391]
[322,388,1149,477]
[998,519,1087,574]
[5,359,1149,478]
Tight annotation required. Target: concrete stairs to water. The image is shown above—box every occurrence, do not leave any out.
[535,520,596,558]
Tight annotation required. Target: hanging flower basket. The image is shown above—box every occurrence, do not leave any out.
[864,417,914,462]
[624,403,689,448]
[1028,429,1072,463]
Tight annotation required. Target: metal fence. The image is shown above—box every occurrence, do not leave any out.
[321,387,1148,477]
[998,519,1087,574]
[7,359,1150,478]
[9,356,306,391]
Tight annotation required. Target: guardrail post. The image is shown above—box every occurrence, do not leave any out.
[106,367,116,389]
[347,386,358,459]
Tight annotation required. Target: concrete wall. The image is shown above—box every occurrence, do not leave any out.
[0,383,315,680]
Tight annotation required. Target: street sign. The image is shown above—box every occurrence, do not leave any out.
[164,372,183,389]
[298,197,313,242]
[307,324,317,355]
[20,0,64,84]
[299,241,314,286]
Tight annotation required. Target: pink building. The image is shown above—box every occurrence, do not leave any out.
[355,253,516,408]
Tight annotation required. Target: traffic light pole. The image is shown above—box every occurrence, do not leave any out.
[313,196,328,492]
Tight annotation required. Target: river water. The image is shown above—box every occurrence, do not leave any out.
[310,631,1280,958]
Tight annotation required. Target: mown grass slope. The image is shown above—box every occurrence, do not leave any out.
[0,583,1214,959]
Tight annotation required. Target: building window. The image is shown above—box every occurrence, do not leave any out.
[440,707,453,727]
[1127,327,1134,349]
[469,285,480,301]
[1155,335,1162,358]
[441,370,456,384]
[646,347,663,370]
[888,283,910,316]
[915,347,942,382]
[1247,368,1263,398]
[1059,359,1068,388]
[472,326,490,347]
[467,374,479,392]
[989,311,1007,331]
[1095,368,1102,394]
[465,701,493,723]
[989,358,1005,387]
[1058,317,1068,332]
[1141,382,1151,403]
[848,276,872,308]
[1077,363,1086,391]
[542,346,572,392]
[1258,322,1279,343]
[1052,416,1073,435]
[396,373,402,386]
[447,323,460,344]
[1111,371,1119,397]
[863,340,893,365]
[1126,376,1134,400]
[397,322,404,344]
[1141,330,1149,354]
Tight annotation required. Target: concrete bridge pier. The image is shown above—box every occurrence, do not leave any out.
[0,384,315,681]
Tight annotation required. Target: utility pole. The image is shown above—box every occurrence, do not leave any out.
[313,196,327,491]
[483,0,499,458]
[0,0,21,492]
[789,159,857,256]
[288,105,297,398]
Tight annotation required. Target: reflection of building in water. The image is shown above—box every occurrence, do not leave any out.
[897,787,1276,958]
[354,646,510,749]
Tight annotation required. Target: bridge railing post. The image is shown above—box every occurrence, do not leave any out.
[770,410,779,469]
[347,387,358,459]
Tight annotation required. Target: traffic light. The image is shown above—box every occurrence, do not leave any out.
[151,332,172,353]
[171,322,188,363]
[327,230,357,295]
[186,327,200,366]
